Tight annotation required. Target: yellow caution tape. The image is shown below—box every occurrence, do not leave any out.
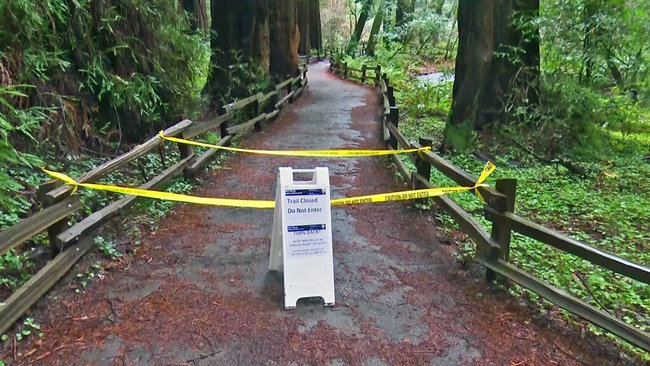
[42,169,275,209]
[42,162,495,209]
[159,131,431,157]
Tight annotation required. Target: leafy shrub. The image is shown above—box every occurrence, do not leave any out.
[504,74,642,160]
[0,0,206,223]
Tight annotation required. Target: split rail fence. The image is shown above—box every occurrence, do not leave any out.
[329,58,650,352]
[0,61,312,336]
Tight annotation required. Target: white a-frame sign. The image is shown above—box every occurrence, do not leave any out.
[269,167,335,309]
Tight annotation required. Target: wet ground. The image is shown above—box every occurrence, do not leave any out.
[4,62,626,365]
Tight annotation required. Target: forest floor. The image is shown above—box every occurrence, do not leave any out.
[2,62,629,365]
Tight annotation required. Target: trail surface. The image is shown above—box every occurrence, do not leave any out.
[9,62,621,365]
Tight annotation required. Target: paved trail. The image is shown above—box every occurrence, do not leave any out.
[10,63,620,365]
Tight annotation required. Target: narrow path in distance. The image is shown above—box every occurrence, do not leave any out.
[12,62,621,365]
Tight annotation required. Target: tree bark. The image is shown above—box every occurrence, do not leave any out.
[580,0,598,84]
[208,0,236,94]
[395,0,416,25]
[270,0,299,76]
[308,0,322,51]
[443,0,457,59]
[252,0,271,72]
[298,0,311,54]
[207,0,271,98]
[435,0,445,15]
[366,2,384,56]
[182,0,208,31]
[445,0,540,150]
[347,0,373,54]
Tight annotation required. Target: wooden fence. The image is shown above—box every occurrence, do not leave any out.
[0,61,312,336]
[329,58,650,352]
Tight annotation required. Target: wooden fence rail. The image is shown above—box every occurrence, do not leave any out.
[329,57,650,351]
[0,60,315,336]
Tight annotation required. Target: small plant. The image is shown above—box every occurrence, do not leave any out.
[13,317,43,342]
[73,263,104,294]
[94,236,122,259]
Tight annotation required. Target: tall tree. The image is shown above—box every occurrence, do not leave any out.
[298,0,312,54]
[347,0,373,54]
[207,0,271,98]
[443,0,458,59]
[308,0,323,51]
[209,1,270,66]
[580,0,598,84]
[395,0,415,26]
[365,1,384,56]
[435,0,445,15]
[445,0,540,150]
[182,0,208,31]
[270,0,300,76]
[251,0,271,71]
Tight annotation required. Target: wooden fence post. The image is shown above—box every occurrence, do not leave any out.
[375,65,381,87]
[491,179,517,262]
[178,140,193,160]
[253,97,262,132]
[218,106,229,138]
[413,137,432,189]
[383,73,389,87]
[290,77,300,102]
[389,107,399,149]
[344,62,348,79]
[361,65,367,84]
[387,86,395,106]
[483,179,517,281]
[286,75,293,95]
[269,91,279,113]
[178,131,195,178]
[39,181,66,258]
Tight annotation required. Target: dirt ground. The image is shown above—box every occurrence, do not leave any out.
[2,62,631,365]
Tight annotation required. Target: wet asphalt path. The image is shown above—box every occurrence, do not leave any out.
[8,62,619,366]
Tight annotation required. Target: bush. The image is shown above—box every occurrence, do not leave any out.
[0,0,207,221]
[505,74,642,160]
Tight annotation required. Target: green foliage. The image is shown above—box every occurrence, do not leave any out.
[382,3,450,56]
[344,15,650,352]
[496,0,650,158]
[73,262,105,294]
[504,74,644,160]
[0,0,207,223]
[540,0,650,94]
[209,50,271,106]
[94,236,122,259]
[11,317,42,342]
[0,249,35,291]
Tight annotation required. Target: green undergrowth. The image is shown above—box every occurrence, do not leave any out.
[339,51,650,359]
[402,92,649,359]
[0,131,234,296]
[423,152,649,359]
[0,132,237,349]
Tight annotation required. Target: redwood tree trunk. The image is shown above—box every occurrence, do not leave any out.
[395,0,415,26]
[270,0,299,77]
[251,0,271,71]
[366,2,384,56]
[308,0,322,51]
[298,0,311,54]
[347,0,373,54]
[183,0,208,31]
[207,0,271,97]
[445,0,540,150]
